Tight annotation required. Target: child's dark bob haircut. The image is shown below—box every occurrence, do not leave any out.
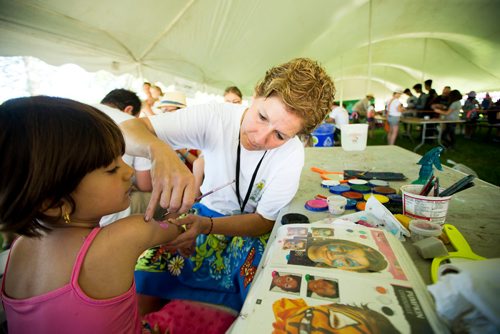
[0,96,125,237]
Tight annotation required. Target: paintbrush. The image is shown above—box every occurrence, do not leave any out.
[433,177,439,196]
[194,179,236,202]
[419,176,435,196]
[439,175,475,197]
[160,179,236,218]
[358,167,375,176]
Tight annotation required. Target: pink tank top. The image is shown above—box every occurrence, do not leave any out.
[1,228,141,333]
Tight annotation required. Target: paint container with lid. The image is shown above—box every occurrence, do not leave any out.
[348,179,368,186]
[350,184,372,194]
[409,220,443,242]
[363,193,389,204]
[304,199,328,212]
[355,201,367,211]
[345,198,357,210]
[329,185,350,194]
[387,194,403,203]
[281,213,310,225]
[372,186,397,195]
[327,195,347,215]
[368,179,389,187]
[401,184,451,224]
[321,180,340,188]
[341,191,364,201]
[384,194,403,214]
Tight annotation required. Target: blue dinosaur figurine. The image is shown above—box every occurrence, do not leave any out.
[412,146,444,184]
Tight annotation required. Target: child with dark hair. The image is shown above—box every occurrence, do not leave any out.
[0,96,234,333]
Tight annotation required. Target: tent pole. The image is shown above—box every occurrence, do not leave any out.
[366,0,373,95]
[339,55,344,105]
[421,38,428,83]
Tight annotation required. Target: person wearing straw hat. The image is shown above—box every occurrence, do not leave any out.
[351,94,374,123]
[158,91,187,112]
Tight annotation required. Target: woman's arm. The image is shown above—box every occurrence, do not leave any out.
[120,117,195,218]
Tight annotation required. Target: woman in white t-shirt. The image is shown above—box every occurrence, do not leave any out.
[120,58,335,315]
[386,91,405,145]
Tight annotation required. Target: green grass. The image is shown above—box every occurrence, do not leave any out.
[366,125,500,186]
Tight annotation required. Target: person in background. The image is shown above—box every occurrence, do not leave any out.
[157,91,187,113]
[351,94,374,123]
[482,92,493,110]
[120,57,335,316]
[386,90,405,145]
[404,88,418,109]
[141,83,164,117]
[97,89,153,223]
[433,89,463,149]
[366,103,376,138]
[143,82,154,107]
[431,86,451,111]
[413,83,429,111]
[0,96,187,333]
[325,101,349,143]
[463,91,481,139]
[223,86,243,104]
[424,79,438,110]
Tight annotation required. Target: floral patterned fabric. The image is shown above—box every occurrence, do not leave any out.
[134,203,269,311]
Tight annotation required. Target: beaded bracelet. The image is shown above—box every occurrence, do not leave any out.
[205,217,214,235]
[182,150,190,160]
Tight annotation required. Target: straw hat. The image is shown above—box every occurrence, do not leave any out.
[158,91,187,109]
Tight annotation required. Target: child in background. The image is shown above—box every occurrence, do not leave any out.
[0,96,188,333]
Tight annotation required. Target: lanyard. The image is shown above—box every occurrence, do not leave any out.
[235,136,267,213]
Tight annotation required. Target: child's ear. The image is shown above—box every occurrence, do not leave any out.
[40,200,68,218]
[42,205,61,218]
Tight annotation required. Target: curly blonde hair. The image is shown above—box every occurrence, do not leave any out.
[254,58,335,134]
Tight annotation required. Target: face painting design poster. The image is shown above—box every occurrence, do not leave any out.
[229,222,448,334]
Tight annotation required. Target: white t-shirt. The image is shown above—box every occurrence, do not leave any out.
[149,103,304,220]
[328,106,349,128]
[93,103,152,226]
[387,99,402,117]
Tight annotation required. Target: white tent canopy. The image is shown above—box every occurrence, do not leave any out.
[1,0,499,100]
